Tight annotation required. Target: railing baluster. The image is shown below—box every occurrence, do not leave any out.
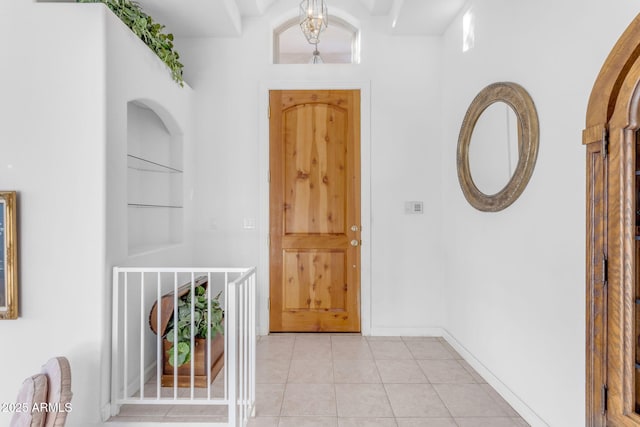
[250,273,256,415]
[247,279,250,418]
[156,272,162,400]
[173,272,178,400]
[224,271,229,402]
[110,266,256,426]
[207,271,212,401]
[111,268,120,414]
[228,277,237,427]
[238,280,242,423]
[123,272,129,400]
[140,273,145,400]
[243,281,248,422]
[190,272,195,399]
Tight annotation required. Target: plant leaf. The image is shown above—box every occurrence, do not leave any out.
[76,0,184,86]
[168,342,191,367]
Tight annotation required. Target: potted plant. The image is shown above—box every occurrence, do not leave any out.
[149,278,225,387]
[165,285,224,368]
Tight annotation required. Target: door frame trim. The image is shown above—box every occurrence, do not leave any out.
[258,80,372,336]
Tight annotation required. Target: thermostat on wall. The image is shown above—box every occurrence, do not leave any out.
[404,201,424,214]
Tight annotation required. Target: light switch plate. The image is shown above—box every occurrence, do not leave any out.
[404,201,424,214]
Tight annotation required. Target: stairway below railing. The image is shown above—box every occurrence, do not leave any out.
[111,267,256,426]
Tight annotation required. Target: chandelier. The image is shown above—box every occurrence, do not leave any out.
[299,0,328,45]
[309,45,323,64]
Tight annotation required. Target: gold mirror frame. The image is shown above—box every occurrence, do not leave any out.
[457,82,539,212]
[0,191,18,320]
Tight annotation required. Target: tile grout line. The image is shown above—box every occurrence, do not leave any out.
[279,334,296,418]
[413,338,457,423]
[331,336,339,422]
[254,334,528,426]
[395,336,458,424]
[367,335,402,426]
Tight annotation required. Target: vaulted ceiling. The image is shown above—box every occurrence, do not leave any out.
[133,0,466,37]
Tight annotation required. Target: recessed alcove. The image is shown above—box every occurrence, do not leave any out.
[127,101,183,255]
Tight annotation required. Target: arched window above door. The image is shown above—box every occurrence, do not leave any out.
[273,16,360,64]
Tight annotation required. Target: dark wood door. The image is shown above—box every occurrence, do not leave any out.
[584,127,608,427]
[585,12,640,426]
[269,89,361,332]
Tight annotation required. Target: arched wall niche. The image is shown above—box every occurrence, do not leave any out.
[126,98,184,255]
[131,98,184,136]
[272,8,361,64]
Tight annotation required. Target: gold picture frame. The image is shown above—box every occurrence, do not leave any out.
[0,191,18,319]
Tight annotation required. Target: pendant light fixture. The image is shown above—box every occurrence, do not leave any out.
[299,0,328,45]
[309,43,324,64]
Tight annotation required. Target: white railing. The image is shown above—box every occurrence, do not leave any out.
[111,267,256,427]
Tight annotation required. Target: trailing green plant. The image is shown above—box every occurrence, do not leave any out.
[77,0,184,86]
[165,286,224,367]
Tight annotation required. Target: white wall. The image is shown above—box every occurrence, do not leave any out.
[440,1,639,426]
[4,0,637,425]
[176,0,446,336]
[103,7,195,421]
[104,6,194,271]
[0,2,107,425]
[0,2,194,425]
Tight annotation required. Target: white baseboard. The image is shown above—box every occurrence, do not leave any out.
[101,402,112,422]
[357,325,548,425]
[105,422,227,427]
[441,330,549,427]
[257,323,269,336]
[368,326,444,337]
[106,361,157,421]
[124,361,157,398]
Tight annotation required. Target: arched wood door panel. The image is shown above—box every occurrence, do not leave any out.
[585,13,640,427]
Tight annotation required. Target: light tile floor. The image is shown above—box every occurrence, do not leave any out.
[250,334,530,427]
[111,334,530,426]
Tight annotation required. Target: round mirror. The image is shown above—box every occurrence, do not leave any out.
[468,102,519,195]
[457,82,539,212]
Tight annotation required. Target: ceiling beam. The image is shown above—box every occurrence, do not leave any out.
[103,0,466,38]
[359,0,394,15]
[390,0,466,35]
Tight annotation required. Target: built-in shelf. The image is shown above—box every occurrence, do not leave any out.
[127,154,183,174]
[127,101,183,255]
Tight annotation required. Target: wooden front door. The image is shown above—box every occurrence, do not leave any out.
[269,90,361,332]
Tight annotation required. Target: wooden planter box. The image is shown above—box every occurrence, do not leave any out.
[149,276,224,388]
[161,334,224,388]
